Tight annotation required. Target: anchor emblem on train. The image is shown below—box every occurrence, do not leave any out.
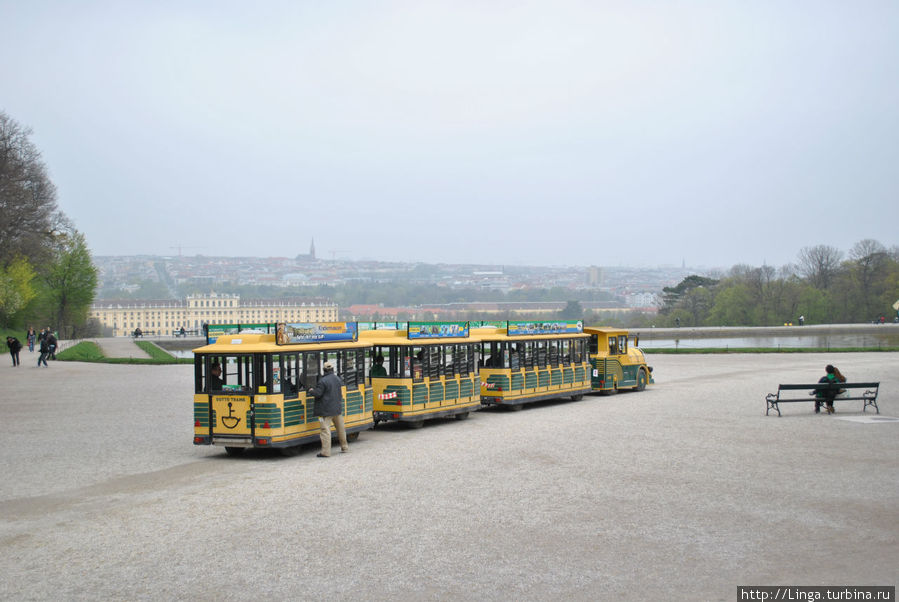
[221,402,241,429]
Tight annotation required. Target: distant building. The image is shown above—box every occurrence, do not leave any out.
[586,266,603,287]
[296,238,316,262]
[90,292,338,337]
[626,292,658,308]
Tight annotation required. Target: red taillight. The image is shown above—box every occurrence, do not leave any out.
[392,413,399,419]
[193,437,204,444]
[257,438,269,445]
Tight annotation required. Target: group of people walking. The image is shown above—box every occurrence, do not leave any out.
[6,327,57,368]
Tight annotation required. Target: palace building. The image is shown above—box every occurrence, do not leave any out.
[90,293,338,337]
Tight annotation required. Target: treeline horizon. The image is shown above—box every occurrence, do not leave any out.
[621,240,898,329]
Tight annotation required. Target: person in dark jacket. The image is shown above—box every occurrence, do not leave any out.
[6,336,22,366]
[37,335,50,367]
[814,364,843,414]
[46,329,58,360]
[308,361,348,457]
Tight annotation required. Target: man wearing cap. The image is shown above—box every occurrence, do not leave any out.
[308,361,349,457]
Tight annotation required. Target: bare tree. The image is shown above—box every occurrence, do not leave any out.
[797,245,843,290]
[0,111,65,267]
[849,239,888,320]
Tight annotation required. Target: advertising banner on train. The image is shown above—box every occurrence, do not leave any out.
[276,322,359,344]
[507,320,583,336]
[407,321,470,339]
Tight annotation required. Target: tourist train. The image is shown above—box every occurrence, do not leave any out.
[192,320,653,456]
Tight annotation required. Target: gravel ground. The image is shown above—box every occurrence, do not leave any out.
[0,352,896,601]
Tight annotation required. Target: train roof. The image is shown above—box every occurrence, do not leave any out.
[583,326,631,336]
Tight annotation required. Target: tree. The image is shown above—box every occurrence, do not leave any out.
[0,112,65,268]
[797,245,842,290]
[558,300,583,320]
[660,275,719,315]
[40,231,98,338]
[0,256,37,323]
[848,239,888,320]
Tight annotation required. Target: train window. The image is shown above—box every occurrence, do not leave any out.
[608,337,619,355]
[618,336,628,354]
[303,351,320,389]
[536,341,547,368]
[260,354,276,394]
[451,345,464,375]
[428,345,442,378]
[482,341,502,368]
[200,354,252,392]
[589,335,599,354]
[444,345,456,377]
[572,340,584,363]
[411,346,425,381]
[548,340,559,366]
[523,341,534,369]
[371,346,390,379]
[279,353,301,398]
[355,348,365,384]
[392,346,409,378]
[509,343,521,370]
[341,350,357,387]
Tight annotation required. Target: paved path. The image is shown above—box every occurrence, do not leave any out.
[91,336,153,359]
[1,353,896,600]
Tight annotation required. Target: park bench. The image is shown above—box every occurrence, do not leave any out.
[172,329,199,338]
[765,382,880,416]
[132,330,156,338]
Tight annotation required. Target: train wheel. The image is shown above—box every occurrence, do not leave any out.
[636,369,647,392]
[406,420,424,429]
[455,412,469,420]
[347,432,360,441]
[224,446,245,457]
[508,404,523,411]
[570,394,584,401]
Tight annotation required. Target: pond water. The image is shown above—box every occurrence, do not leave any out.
[639,332,899,350]
[166,349,195,359]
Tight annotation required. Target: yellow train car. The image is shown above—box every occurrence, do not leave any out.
[585,326,654,394]
[476,320,592,410]
[193,322,373,455]
[360,322,482,427]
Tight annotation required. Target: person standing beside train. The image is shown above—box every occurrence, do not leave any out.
[308,362,349,457]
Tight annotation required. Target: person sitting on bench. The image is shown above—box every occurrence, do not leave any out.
[815,364,845,414]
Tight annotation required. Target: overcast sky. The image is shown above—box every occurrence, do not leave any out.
[2,1,897,268]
